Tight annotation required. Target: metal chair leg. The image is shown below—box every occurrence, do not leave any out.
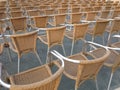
[6,48,12,62]
[17,57,20,73]
[107,72,113,90]
[61,44,66,56]
[71,40,75,55]
[34,51,42,65]
[95,77,99,90]
[90,36,94,50]
[107,33,111,46]
[102,35,105,45]
[46,48,50,63]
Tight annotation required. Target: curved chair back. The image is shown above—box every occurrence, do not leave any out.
[93,19,109,36]
[47,26,66,47]
[10,11,23,18]
[34,16,48,28]
[10,17,27,33]
[110,18,120,33]
[86,11,98,21]
[73,23,89,41]
[70,13,82,24]
[27,10,40,17]
[100,10,110,19]
[10,31,37,57]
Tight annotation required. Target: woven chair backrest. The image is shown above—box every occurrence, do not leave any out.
[93,19,109,36]
[10,31,37,56]
[10,17,27,33]
[46,26,66,47]
[73,23,89,41]
[55,14,66,26]
[11,11,23,18]
[34,16,48,28]
[71,13,82,23]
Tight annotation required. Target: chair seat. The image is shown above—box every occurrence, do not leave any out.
[87,28,94,35]
[9,64,52,85]
[38,35,48,45]
[87,48,119,67]
[65,31,73,39]
[9,42,17,53]
[111,42,120,48]
[62,53,87,80]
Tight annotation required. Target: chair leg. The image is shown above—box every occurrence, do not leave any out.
[6,48,12,62]
[61,44,66,56]
[95,77,99,90]
[107,33,111,46]
[17,57,20,73]
[46,47,50,63]
[34,51,42,65]
[107,72,113,90]
[90,36,94,50]
[102,35,105,45]
[71,40,75,55]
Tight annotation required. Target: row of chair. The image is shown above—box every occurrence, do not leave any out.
[0,40,112,90]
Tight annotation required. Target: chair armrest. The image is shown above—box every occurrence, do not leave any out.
[113,35,120,38]
[0,63,10,89]
[51,50,80,64]
[85,41,120,51]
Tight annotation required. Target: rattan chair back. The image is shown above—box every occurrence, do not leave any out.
[10,17,27,33]
[10,11,23,18]
[33,16,48,28]
[111,10,120,19]
[69,13,82,24]
[47,26,66,47]
[86,11,97,21]
[10,31,37,57]
[93,19,109,36]
[110,18,120,33]
[73,23,89,41]
[55,14,66,26]
[100,10,110,19]
[27,10,40,17]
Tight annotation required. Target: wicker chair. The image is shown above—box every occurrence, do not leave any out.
[99,10,110,19]
[87,40,120,90]
[57,8,68,14]
[32,16,48,29]
[27,10,40,17]
[111,10,120,19]
[65,23,89,55]
[71,7,80,13]
[66,12,83,30]
[10,11,23,18]
[38,26,66,63]
[10,17,27,34]
[9,7,22,12]
[0,12,8,20]
[48,14,66,27]
[82,11,98,22]
[8,31,42,73]
[0,50,64,90]
[66,12,83,24]
[87,19,109,45]
[106,17,120,45]
[53,41,110,90]
[45,9,55,15]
